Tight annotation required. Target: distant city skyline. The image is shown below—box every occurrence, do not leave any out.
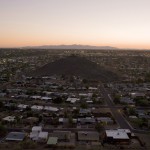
[0,0,150,49]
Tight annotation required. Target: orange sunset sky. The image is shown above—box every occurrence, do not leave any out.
[0,0,150,49]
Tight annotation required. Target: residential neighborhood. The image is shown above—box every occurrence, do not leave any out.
[0,49,150,150]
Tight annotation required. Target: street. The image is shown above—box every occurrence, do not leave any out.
[100,84,149,134]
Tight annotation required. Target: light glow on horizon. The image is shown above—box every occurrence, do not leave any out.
[0,0,150,49]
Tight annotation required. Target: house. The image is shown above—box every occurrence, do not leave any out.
[43,91,53,96]
[88,87,98,91]
[25,117,39,125]
[59,118,77,124]
[105,129,131,144]
[97,117,113,125]
[18,104,28,110]
[92,108,111,117]
[66,97,79,104]
[3,116,15,122]
[30,96,41,100]
[44,106,59,112]
[120,97,135,105]
[78,117,95,125]
[130,92,145,99]
[47,137,58,146]
[5,132,25,141]
[86,100,93,104]
[31,105,43,111]
[41,96,52,101]
[38,132,48,142]
[79,93,92,97]
[129,116,138,120]
[0,92,6,97]
[79,109,91,115]
[49,131,71,142]
[31,126,42,132]
[30,126,42,141]
[16,94,29,99]
[77,131,99,142]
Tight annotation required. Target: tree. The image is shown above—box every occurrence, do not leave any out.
[136,99,149,107]
[128,107,136,115]
[68,116,73,125]
[20,140,37,149]
[113,94,121,104]
[38,115,43,123]
[25,106,31,111]
[0,101,3,108]
[82,79,88,84]
[80,102,88,109]
[0,124,7,137]
[95,123,104,132]
[53,97,63,104]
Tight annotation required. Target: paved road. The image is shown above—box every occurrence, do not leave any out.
[100,84,149,134]
[7,127,95,133]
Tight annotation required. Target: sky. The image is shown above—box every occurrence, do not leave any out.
[0,0,150,49]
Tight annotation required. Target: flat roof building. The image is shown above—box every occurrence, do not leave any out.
[5,132,25,141]
[77,131,99,142]
[105,129,131,144]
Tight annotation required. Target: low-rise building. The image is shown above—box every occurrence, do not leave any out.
[3,116,15,122]
[5,132,25,141]
[77,131,99,142]
[97,117,113,125]
[31,105,43,111]
[49,131,71,142]
[38,131,48,142]
[105,129,131,144]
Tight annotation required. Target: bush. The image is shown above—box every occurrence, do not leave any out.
[0,124,7,137]
[20,140,37,149]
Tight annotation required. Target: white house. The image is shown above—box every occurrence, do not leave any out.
[44,106,59,112]
[105,129,131,143]
[31,105,43,111]
[3,116,15,122]
[30,126,42,141]
[18,104,28,109]
[38,132,48,142]
[66,97,80,104]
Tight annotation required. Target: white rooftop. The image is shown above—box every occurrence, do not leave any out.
[32,126,42,132]
[41,97,52,100]
[38,131,48,139]
[31,105,43,110]
[30,96,41,99]
[3,116,15,122]
[44,106,58,112]
[18,104,28,109]
[66,97,79,103]
[106,129,130,140]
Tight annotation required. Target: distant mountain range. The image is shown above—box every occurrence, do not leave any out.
[22,44,117,49]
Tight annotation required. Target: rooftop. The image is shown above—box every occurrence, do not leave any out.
[5,132,25,141]
[78,131,99,141]
[106,129,130,140]
[47,137,58,145]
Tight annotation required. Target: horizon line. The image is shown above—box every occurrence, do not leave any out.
[0,44,150,50]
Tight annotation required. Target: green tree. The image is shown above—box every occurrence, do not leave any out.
[128,107,136,115]
[113,94,121,104]
[80,102,88,109]
[95,123,104,132]
[53,97,63,104]
[0,101,3,108]
[20,140,37,149]
[0,124,7,137]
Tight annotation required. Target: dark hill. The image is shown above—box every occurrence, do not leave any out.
[29,56,119,82]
